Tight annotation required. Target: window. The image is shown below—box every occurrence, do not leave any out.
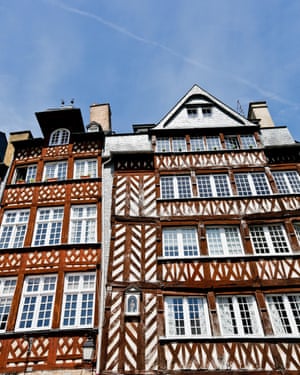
[160,176,192,199]
[190,136,205,152]
[187,108,198,118]
[156,137,170,153]
[240,135,257,149]
[0,278,16,331]
[172,137,187,152]
[44,161,67,181]
[13,165,37,183]
[206,136,221,150]
[49,128,70,146]
[0,210,30,249]
[32,207,64,246]
[202,106,212,116]
[165,296,210,337]
[217,295,262,336]
[293,223,300,244]
[266,294,300,335]
[197,174,231,198]
[69,205,97,244]
[16,275,57,330]
[249,224,290,254]
[163,227,199,257]
[206,226,243,256]
[74,159,97,179]
[234,173,271,196]
[224,135,240,150]
[273,171,300,194]
[61,273,96,328]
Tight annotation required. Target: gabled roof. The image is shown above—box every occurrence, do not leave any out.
[153,84,255,130]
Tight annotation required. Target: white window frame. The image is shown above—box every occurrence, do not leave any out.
[32,207,64,246]
[165,296,211,337]
[249,224,291,255]
[273,171,300,194]
[61,272,96,328]
[49,128,70,146]
[293,222,300,245]
[43,161,67,181]
[172,137,187,152]
[162,227,199,257]
[235,172,271,196]
[69,205,97,244]
[13,164,37,183]
[156,137,170,153]
[217,295,263,336]
[266,294,300,335]
[74,159,97,179]
[0,277,16,331]
[16,275,57,331]
[0,209,30,249]
[190,136,205,152]
[206,226,244,256]
[206,136,221,150]
[160,175,192,199]
[224,135,240,150]
[197,174,231,198]
[240,134,257,149]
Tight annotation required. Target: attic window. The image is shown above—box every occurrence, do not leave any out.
[187,108,198,118]
[202,107,212,116]
[49,128,70,146]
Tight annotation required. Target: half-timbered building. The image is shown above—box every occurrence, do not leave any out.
[101,85,300,375]
[0,104,108,374]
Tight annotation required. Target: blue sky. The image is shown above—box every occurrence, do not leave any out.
[1,0,300,140]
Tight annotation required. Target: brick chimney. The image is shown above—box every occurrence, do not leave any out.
[247,101,274,128]
[89,103,111,133]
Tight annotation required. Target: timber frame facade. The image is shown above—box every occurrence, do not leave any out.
[100,85,300,375]
[0,84,300,375]
[0,106,104,374]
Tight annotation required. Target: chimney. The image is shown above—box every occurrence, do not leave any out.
[89,103,111,133]
[247,101,274,128]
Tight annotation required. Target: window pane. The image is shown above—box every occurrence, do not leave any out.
[61,273,96,328]
[206,136,221,150]
[160,177,174,199]
[240,135,257,149]
[197,175,213,198]
[163,229,179,257]
[33,208,64,246]
[0,210,29,249]
[252,173,271,195]
[250,225,290,254]
[273,171,300,194]
[49,129,70,146]
[172,137,187,152]
[214,175,231,197]
[0,278,16,331]
[190,137,205,152]
[177,176,192,198]
[224,136,240,150]
[69,205,97,244]
[156,138,170,152]
[235,174,252,196]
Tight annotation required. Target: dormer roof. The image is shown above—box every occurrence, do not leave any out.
[153,84,255,131]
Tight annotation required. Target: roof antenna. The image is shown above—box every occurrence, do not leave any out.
[237,100,245,116]
[70,98,74,105]
[61,99,65,107]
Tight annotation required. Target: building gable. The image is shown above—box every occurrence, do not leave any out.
[154,84,255,131]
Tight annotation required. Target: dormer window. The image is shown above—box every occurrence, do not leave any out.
[202,106,212,116]
[49,128,70,146]
[187,108,198,118]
